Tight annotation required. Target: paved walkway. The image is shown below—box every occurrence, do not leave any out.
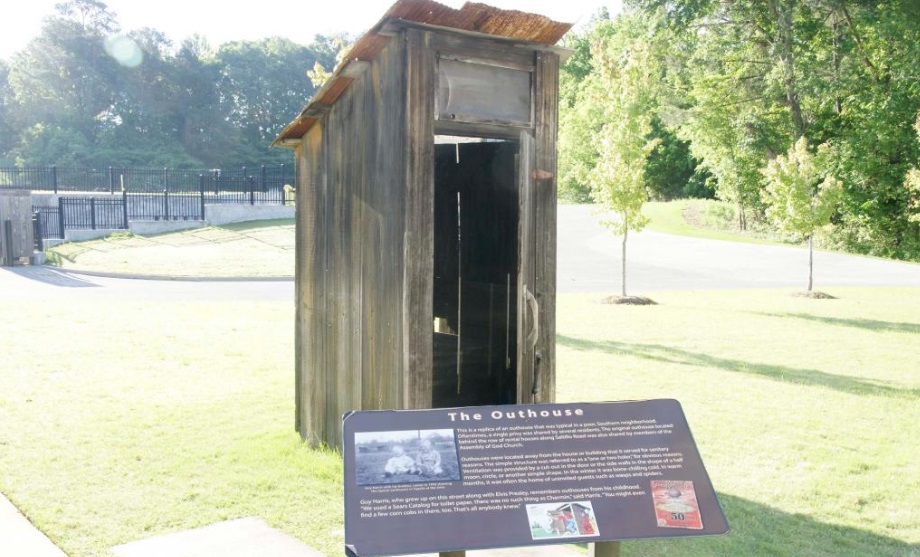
[0,505,586,557]
[0,495,67,557]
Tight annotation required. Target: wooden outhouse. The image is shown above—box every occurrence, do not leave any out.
[273,0,572,449]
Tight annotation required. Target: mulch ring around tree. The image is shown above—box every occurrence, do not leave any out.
[791,290,837,299]
[600,295,657,305]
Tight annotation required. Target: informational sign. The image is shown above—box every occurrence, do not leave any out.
[343,399,729,557]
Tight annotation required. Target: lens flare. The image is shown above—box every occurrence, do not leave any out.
[104,35,143,68]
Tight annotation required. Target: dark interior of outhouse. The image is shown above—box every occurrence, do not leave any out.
[432,137,519,408]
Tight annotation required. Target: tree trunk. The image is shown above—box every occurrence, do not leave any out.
[621,225,628,297]
[808,234,814,292]
[771,0,807,138]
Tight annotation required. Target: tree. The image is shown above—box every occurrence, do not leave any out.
[905,114,920,227]
[0,60,17,163]
[8,0,120,156]
[588,37,661,298]
[630,0,920,259]
[762,137,842,292]
[215,37,327,164]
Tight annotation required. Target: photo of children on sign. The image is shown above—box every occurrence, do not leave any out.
[526,501,600,540]
[651,480,704,530]
[354,429,461,486]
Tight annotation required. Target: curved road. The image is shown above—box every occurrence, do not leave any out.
[558,205,920,293]
[2,204,919,300]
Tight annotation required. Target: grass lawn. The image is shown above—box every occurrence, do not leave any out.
[643,200,792,246]
[1,288,919,556]
[47,219,295,278]
[43,203,776,280]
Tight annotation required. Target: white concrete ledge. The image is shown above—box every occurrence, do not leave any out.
[130,220,205,235]
[206,204,294,225]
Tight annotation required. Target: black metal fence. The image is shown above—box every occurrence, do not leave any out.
[1,164,291,194]
[33,207,63,241]
[30,185,296,242]
[60,197,128,231]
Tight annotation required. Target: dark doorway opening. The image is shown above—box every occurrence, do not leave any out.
[432,138,520,408]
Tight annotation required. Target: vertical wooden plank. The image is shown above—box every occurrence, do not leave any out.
[362,35,407,413]
[532,51,559,403]
[348,73,367,438]
[328,88,349,446]
[403,28,435,410]
[293,144,304,435]
[517,131,537,402]
[297,122,327,446]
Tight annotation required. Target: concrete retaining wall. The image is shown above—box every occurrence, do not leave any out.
[64,229,123,242]
[130,220,205,235]
[205,204,294,226]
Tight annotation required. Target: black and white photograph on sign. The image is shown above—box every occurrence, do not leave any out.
[354,429,461,486]
[526,501,600,540]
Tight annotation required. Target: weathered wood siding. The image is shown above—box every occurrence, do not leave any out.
[532,51,559,403]
[295,24,562,448]
[296,35,408,448]
[403,29,436,410]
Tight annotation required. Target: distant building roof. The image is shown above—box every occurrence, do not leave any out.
[273,0,573,146]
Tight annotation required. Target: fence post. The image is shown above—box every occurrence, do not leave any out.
[279,163,286,205]
[90,197,97,230]
[163,167,169,193]
[249,176,255,205]
[164,189,170,220]
[33,212,43,252]
[199,174,206,221]
[58,198,66,239]
[122,189,129,230]
[213,169,220,195]
[51,165,58,194]
[108,166,115,194]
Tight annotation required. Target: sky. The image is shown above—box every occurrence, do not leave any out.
[0,0,623,59]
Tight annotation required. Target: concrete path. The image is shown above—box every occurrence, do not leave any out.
[111,518,325,557]
[0,495,67,557]
[109,516,583,557]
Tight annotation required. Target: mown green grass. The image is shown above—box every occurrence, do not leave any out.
[643,200,791,246]
[47,219,295,278]
[1,288,919,556]
[558,288,920,556]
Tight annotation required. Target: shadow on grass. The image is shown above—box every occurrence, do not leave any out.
[556,335,920,399]
[756,312,920,335]
[570,493,917,557]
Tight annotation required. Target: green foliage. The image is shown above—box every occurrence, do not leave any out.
[588,33,660,232]
[559,12,710,205]
[619,0,920,259]
[644,116,712,200]
[1,1,336,168]
[762,136,842,291]
[905,114,920,224]
[762,137,842,242]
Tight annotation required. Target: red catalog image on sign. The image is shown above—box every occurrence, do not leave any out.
[652,480,703,530]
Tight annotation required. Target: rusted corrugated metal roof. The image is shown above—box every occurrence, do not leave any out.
[381,0,571,45]
[273,0,572,146]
